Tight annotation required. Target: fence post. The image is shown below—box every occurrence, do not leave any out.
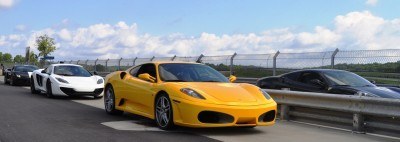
[280,104,290,121]
[70,60,73,64]
[118,58,123,71]
[230,53,237,76]
[273,51,280,76]
[353,113,365,133]
[150,56,155,61]
[85,60,89,70]
[331,48,339,69]
[77,60,80,65]
[171,55,177,61]
[94,59,98,72]
[105,59,109,72]
[196,54,204,63]
[133,57,138,66]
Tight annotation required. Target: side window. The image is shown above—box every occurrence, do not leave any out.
[129,66,141,77]
[136,64,157,79]
[298,72,324,86]
[46,66,53,74]
[283,72,300,81]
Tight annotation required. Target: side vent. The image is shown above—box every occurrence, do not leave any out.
[120,72,127,80]
[118,98,125,106]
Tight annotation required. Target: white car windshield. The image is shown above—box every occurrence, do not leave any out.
[53,66,92,77]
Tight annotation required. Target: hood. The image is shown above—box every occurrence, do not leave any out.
[338,86,400,99]
[54,75,101,85]
[175,82,267,105]
[14,71,32,78]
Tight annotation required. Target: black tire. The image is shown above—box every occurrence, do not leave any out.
[104,85,123,115]
[30,77,40,94]
[154,93,175,130]
[10,77,16,86]
[46,80,54,98]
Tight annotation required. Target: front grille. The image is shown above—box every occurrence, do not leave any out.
[60,87,104,96]
[198,111,234,124]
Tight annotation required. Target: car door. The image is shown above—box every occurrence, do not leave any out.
[38,66,53,91]
[290,71,327,92]
[123,64,158,117]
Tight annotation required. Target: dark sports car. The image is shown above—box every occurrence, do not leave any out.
[256,69,400,99]
[4,65,39,86]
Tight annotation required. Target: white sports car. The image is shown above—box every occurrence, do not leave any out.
[30,64,104,98]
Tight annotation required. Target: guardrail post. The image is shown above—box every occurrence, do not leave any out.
[105,59,109,72]
[69,60,73,64]
[273,51,280,76]
[230,53,237,76]
[94,59,98,72]
[118,58,123,71]
[196,54,204,63]
[280,104,290,121]
[77,60,80,65]
[353,113,365,133]
[331,48,339,69]
[133,57,137,66]
[171,55,177,61]
[150,56,155,61]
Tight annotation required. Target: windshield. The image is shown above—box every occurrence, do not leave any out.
[159,63,229,82]
[54,66,92,77]
[323,70,375,87]
[14,66,39,72]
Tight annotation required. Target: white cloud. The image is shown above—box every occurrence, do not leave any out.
[0,0,14,9]
[0,11,400,61]
[366,0,378,6]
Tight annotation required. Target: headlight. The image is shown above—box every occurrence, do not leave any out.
[355,91,378,97]
[260,89,272,100]
[180,88,205,100]
[16,74,21,78]
[97,78,104,84]
[56,77,69,84]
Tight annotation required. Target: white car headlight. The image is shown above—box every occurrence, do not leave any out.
[56,77,69,84]
[260,89,272,100]
[180,88,205,100]
[16,75,21,78]
[97,78,104,84]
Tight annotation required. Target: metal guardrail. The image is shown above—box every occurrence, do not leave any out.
[265,89,400,136]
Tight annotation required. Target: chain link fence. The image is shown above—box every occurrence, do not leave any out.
[2,48,397,85]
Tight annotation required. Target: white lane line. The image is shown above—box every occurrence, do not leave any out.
[101,120,163,131]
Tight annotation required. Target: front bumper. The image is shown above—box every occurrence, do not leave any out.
[13,76,31,85]
[51,83,104,97]
[172,98,277,128]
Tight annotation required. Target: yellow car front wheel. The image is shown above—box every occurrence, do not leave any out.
[104,85,123,115]
[155,93,175,130]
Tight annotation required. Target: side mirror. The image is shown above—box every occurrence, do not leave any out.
[41,70,46,73]
[229,75,237,83]
[369,80,376,84]
[93,71,98,75]
[138,73,156,83]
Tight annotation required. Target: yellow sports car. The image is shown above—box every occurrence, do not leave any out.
[104,62,277,130]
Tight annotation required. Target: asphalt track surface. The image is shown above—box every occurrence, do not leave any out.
[0,76,397,142]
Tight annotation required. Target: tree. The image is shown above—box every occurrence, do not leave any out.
[13,55,25,63]
[28,51,38,63]
[0,52,3,62]
[2,53,13,62]
[36,34,56,58]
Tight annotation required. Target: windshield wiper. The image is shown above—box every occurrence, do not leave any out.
[201,80,221,82]
[164,79,187,82]
[56,74,73,76]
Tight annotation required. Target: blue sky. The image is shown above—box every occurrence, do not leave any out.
[0,0,400,60]
[1,0,397,35]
